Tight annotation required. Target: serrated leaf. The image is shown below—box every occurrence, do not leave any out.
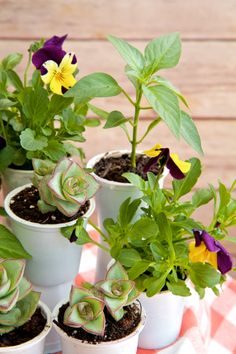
[144,33,181,73]
[65,73,121,102]
[20,128,48,151]
[153,76,189,107]
[0,225,31,259]
[108,35,144,73]
[104,111,129,129]
[143,85,180,138]
[189,262,221,289]
[180,111,203,155]
[173,158,201,200]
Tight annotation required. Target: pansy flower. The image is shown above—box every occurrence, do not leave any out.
[144,144,191,179]
[189,230,233,274]
[41,52,77,95]
[32,34,77,74]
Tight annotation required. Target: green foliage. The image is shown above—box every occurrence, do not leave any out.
[63,261,140,335]
[0,225,31,259]
[33,157,99,217]
[0,259,40,334]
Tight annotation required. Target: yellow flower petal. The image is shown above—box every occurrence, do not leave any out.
[50,76,63,95]
[144,144,162,157]
[60,53,77,75]
[41,60,58,84]
[170,153,191,173]
[62,74,77,90]
[189,241,218,269]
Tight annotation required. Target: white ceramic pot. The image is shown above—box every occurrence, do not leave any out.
[1,167,33,197]
[52,300,146,354]
[4,184,95,287]
[138,291,185,349]
[87,150,168,280]
[0,301,51,354]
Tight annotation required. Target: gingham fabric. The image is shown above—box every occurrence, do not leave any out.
[55,229,236,354]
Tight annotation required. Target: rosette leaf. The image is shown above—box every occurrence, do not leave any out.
[64,286,105,336]
[0,259,40,334]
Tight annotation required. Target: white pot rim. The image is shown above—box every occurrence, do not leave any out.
[52,299,146,347]
[4,183,95,229]
[0,301,52,352]
[87,150,169,187]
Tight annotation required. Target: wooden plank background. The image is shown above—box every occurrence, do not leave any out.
[0,0,236,264]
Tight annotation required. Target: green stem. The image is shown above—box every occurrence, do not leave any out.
[131,86,142,167]
[121,88,136,106]
[88,219,110,244]
[140,106,152,110]
[173,236,194,244]
[24,49,33,87]
[91,239,110,252]
[0,118,8,144]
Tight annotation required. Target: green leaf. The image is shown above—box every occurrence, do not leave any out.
[7,69,23,91]
[156,213,173,248]
[49,95,73,115]
[0,225,31,259]
[167,279,191,296]
[173,158,201,200]
[22,86,49,124]
[189,262,221,289]
[104,111,129,129]
[0,146,15,171]
[20,128,48,151]
[218,182,230,212]
[129,217,157,240]
[145,275,167,296]
[128,260,151,280]
[143,85,180,138]
[118,198,141,227]
[88,104,109,119]
[84,118,100,127]
[138,118,161,143]
[192,188,214,208]
[180,111,203,155]
[0,98,16,110]
[43,140,66,161]
[1,53,23,70]
[153,76,189,107]
[107,35,144,73]
[65,73,121,102]
[144,33,181,73]
[62,109,85,135]
[122,172,145,190]
[118,249,141,267]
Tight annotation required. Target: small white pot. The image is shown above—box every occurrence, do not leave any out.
[4,184,95,287]
[52,300,146,354]
[138,291,185,349]
[1,167,33,197]
[87,150,168,280]
[0,301,52,354]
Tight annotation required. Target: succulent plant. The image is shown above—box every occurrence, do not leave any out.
[0,259,40,334]
[64,287,105,336]
[63,262,140,335]
[33,157,99,216]
[95,261,140,321]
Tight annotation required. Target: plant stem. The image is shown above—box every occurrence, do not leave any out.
[140,106,152,110]
[88,219,110,244]
[0,118,8,144]
[131,86,142,167]
[121,88,136,106]
[24,49,32,87]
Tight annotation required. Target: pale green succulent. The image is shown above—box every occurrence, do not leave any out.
[63,262,140,335]
[33,157,99,217]
[0,259,40,334]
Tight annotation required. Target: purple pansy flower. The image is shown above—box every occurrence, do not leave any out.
[32,34,77,75]
[144,144,191,180]
[193,230,233,274]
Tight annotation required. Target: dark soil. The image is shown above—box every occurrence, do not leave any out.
[10,185,90,224]
[0,308,47,347]
[94,153,163,183]
[54,302,141,344]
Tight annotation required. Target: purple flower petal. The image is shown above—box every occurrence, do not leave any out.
[217,245,233,274]
[32,46,66,70]
[202,231,220,252]
[143,156,159,173]
[72,54,77,64]
[144,148,169,173]
[44,35,67,48]
[166,156,186,179]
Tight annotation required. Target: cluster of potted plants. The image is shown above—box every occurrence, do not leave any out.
[0,32,235,353]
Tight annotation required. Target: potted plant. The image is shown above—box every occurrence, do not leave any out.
[0,258,51,354]
[80,150,235,349]
[53,261,146,354]
[65,32,203,278]
[0,34,100,195]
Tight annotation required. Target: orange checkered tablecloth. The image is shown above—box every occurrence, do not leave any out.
[54,230,236,354]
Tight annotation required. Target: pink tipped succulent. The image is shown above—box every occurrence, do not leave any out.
[64,286,105,336]
[33,157,99,216]
[0,259,40,334]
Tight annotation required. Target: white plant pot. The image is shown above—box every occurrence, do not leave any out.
[0,301,51,354]
[138,291,185,349]
[4,184,95,287]
[52,300,146,354]
[87,150,168,280]
[1,167,33,197]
